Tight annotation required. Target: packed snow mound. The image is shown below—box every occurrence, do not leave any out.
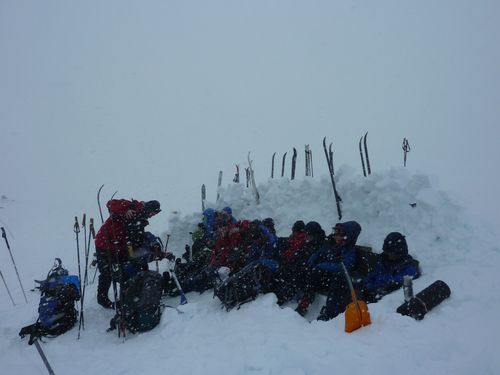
[167,166,470,276]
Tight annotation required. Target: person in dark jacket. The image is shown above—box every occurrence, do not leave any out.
[94,199,164,308]
[270,220,313,305]
[296,221,360,319]
[363,232,420,302]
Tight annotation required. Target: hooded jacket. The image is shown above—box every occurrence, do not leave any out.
[306,221,361,272]
[95,199,144,257]
[364,233,420,293]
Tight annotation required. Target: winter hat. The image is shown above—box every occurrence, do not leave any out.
[222,206,232,216]
[262,217,276,234]
[292,220,306,233]
[263,217,275,228]
[144,200,161,215]
[382,232,408,256]
[334,221,362,246]
[305,221,325,239]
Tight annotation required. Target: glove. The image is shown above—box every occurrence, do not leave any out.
[125,209,136,220]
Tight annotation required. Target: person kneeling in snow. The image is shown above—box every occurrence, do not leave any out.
[362,232,420,302]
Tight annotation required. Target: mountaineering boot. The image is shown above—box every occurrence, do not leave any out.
[98,297,115,309]
[162,272,179,296]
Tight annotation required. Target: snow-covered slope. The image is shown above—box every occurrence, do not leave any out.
[1,168,498,374]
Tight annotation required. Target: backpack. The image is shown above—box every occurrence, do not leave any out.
[214,261,262,311]
[19,259,81,345]
[110,270,163,333]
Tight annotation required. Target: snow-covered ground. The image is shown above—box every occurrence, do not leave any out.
[1,168,499,374]
[1,1,500,374]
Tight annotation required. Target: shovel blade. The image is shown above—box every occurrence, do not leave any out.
[345,300,371,333]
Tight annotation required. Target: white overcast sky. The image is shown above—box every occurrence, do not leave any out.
[1,0,499,230]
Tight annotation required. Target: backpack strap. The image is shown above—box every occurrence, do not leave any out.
[19,320,44,345]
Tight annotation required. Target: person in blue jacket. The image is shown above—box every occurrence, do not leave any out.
[363,232,420,302]
[296,221,360,319]
[246,220,279,272]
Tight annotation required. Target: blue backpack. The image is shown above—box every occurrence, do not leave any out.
[20,259,81,344]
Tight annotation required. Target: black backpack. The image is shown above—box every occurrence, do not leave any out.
[110,270,163,333]
[214,261,262,311]
[19,259,81,344]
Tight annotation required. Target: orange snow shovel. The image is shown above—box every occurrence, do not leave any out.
[341,262,371,333]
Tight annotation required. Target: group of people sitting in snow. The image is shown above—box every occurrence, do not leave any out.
[95,198,421,322]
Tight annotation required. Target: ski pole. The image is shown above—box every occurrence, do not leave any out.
[84,218,93,286]
[74,217,84,338]
[169,263,187,305]
[33,340,56,375]
[82,214,88,286]
[1,227,28,303]
[88,220,97,285]
[291,147,297,180]
[78,217,94,338]
[0,268,16,306]
[91,261,97,284]
[164,235,187,304]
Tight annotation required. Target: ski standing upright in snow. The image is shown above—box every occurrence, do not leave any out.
[247,152,260,205]
[201,184,206,211]
[402,138,411,167]
[281,152,287,178]
[323,137,342,220]
[359,132,371,176]
[233,165,240,183]
[271,152,276,178]
[305,145,313,177]
[216,171,223,202]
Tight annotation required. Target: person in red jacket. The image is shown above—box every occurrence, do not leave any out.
[270,220,308,305]
[95,199,161,308]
